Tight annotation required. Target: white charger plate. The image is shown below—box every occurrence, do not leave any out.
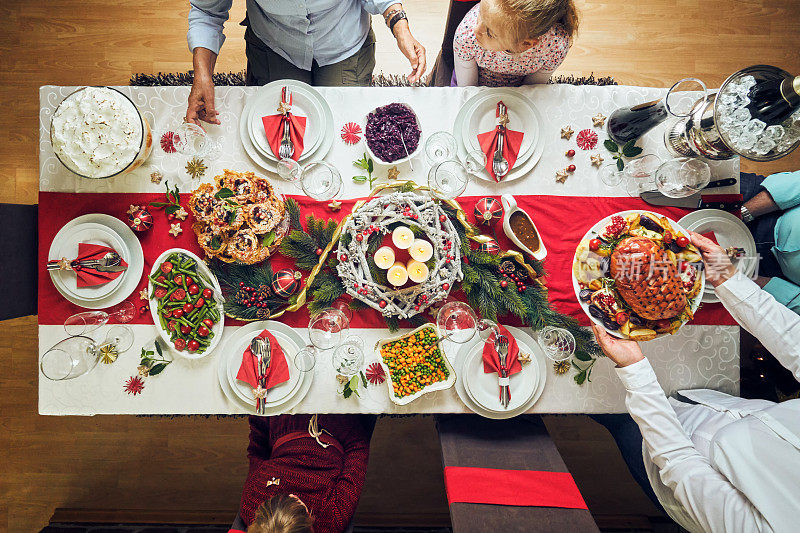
[679,209,757,303]
[51,222,128,301]
[454,325,547,419]
[462,342,538,412]
[217,321,312,414]
[572,210,705,339]
[248,83,323,161]
[48,214,144,309]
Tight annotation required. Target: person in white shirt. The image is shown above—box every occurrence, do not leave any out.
[592,231,800,533]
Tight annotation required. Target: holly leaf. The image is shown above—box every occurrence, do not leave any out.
[154,341,163,357]
[621,140,642,158]
[261,230,276,247]
[574,351,593,362]
[603,139,619,153]
[349,375,360,391]
[170,190,180,205]
[367,157,374,175]
[352,175,368,183]
[149,201,171,208]
[616,158,625,171]
[574,369,587,385]
[149,363,167,376]
[343,386,353,399]
[165,205,179,215]
[215,188,235,199]
[360,371,368,388]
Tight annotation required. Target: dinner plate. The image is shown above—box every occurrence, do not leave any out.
[247,83,323,161]
[218,321,311,413]
[679,209,757,303]
[462,342,538,412]
[454,325,547,419]
[462,91,538,159]
[452,89,545,183]
[51,222,128,301]
[572,210,705,339]
[48,214,144,309]
[147,248,225,360]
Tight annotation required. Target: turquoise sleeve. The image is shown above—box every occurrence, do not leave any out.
[763,277,800,315]
[762,171,800,211]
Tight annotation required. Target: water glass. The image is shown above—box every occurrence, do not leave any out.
[301,161,342,201]
[64,301,136,336]
[308,307,349,350]
[294,345,318,373]
[424,131,458,166]
[537,326,576,363]
[436,301,477,344]
[428,160,468,200]
[464,150,487,177]
[654,157,711,198]
[332,336,365,377]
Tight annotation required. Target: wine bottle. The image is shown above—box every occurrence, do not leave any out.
[746,75,800,125]
[607,99,668,144]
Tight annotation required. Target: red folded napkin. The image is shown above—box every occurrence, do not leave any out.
[482,324,523,377]
[444,466,588,509]
[262,87,306,161]
[476,101,525,182]
[236,330,290,390]
[701,231,719,245]
[72,243,127,288]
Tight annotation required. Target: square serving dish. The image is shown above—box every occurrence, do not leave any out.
[375,324,456,405]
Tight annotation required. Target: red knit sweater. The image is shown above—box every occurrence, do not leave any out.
[239,414,374,532]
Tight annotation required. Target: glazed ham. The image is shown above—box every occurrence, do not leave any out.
[609,237,687,321]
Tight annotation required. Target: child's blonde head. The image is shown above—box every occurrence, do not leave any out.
[247,494,314,533]
[478,0,579,52]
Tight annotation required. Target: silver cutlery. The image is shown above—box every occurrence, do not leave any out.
[639,190,742,210]
[492,102,509,179]
[250,337,264,413]
[398,129,414,172]
[47,251,122,271]
[278,87,295,160]
[496,334,510,409]
[260,336,272,415]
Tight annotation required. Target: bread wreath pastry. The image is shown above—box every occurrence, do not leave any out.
[216,169,254,203]
[228,228,268,264]
[188,183,217,221]
[193,222,229,258]
[244,201,283,234]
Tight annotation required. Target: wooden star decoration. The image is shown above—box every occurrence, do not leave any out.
[168,222,183,237]
[185,157,207,180]
[336,374,350,384]
[277,101,292,115]
[560,126,574,139]
[127,204,140,216]
[517,352,531,365]
[150,171,163,184]
[140,288,148,300]
[253,385,267,400]
[592,113,607,127]
[327,199,342,212]
[555,169,569,183]
[498,113,510,127]
[387,166,400,180]
[591,153,604,167]
[174,206,188,220]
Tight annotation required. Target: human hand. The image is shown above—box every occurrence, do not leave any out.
[591,323,645,368]
[185,73,220,126]
[393,22,426,83]
[689,231,736,287]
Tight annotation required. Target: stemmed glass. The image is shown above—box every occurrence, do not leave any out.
[477,318,500,341]
[428,160,469,200]
[64,301,136,336]
[40,325,135,380]
[624,154,662,196]
[424,131,458,166]
[537,326,576,364]
[654,157,711,198]
[173,122,221,160]
[276,157,302,183]
[294,307,350,373]
[301,161,342,201]
[436,301,478,345]
[464,150,487,178]
[332,336,366,377]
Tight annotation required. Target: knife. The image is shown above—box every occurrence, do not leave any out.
[703,178,737,189]
[640,190,742,210]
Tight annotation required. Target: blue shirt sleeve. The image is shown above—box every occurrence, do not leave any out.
[360,0,399,16]
[762,170,800,211]
[187,0,232,55]
[763,277,800,315]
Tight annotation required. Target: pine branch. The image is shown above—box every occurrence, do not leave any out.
[367,256,389,286]
[399,181,417,193]
[280,230,320,270]
[385,315,400,332]
[284,198,301,231]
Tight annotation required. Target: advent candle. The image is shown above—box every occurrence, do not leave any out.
[392,226,414,249]
[408,238,433,262]
[406,259,429,283]
[374,246,396,269]
[387,261,409,286]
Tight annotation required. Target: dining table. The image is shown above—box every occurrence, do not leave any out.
[38,83,741,416]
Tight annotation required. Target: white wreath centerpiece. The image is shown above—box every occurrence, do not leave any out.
[335,192,463,319]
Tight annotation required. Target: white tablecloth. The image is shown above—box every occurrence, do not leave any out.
[39,84,740,415]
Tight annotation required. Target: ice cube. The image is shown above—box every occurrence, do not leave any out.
[740,75,757,89]
[753,137,776,155]
[745,119,767,136]
[734,131,757,151]
[764,125,785,141]
[731,107,751,124]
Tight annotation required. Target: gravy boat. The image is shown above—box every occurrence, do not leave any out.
[500,194,547,261]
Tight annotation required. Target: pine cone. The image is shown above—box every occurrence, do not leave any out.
[234,289,250,305]
[257,284,271,300]
[255,307,271,319]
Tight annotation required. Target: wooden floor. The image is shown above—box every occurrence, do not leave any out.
[3,0,800,530]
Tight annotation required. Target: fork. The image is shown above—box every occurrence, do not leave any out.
[278,87,295,160]
[496,334,510,408]
[492,102,509,179]
[259,337,272,414]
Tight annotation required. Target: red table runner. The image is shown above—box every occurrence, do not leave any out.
[38,192,735,326]
[444,466,588,509]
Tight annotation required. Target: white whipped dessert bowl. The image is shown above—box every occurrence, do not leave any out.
[50,86,153,179]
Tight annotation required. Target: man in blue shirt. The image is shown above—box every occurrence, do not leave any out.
[186,1,426,125]
[740,171,800,313]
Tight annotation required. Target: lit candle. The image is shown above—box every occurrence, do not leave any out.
[374,246,396,269]
[387,261,409,286]
[409,238,433,262]
[392,226,414,249]
[406,259,429,284]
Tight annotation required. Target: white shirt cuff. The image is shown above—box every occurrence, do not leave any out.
[714,270,760,304]
[615,358,658,390]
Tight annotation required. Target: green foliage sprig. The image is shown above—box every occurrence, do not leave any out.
[139,340,173,376]
[352,153,376,188]
[149,181,183,216]
[604,139,643,171]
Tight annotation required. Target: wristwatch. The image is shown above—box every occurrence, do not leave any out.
[388,10,408,35]
[740,205,755,223]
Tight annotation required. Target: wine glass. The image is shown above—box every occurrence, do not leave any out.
[173,122,211,157]
[599,163,624,187]
[330,298,353,323]
[477,319,500,341]
[537,326,576,363]
[64,301,136,336]
[301,161,342,201]
[654,157,711,198]
[436,301,478,344]
[624,154,662,196]
[308,307,349,350]
[428,160,468,200]
[464,150,487,178]
[332,336,365,377]
[40,325,135,380]
[277,157,302,182]
[294,345,318,373]
[424,131,458,166]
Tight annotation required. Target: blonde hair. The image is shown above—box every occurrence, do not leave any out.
[492,0,579,44]
[248,494,314,533]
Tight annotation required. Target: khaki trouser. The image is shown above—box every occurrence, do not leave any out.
[244,21,376,87]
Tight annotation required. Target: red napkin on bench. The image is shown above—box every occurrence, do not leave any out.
[477,101,524,182]
[236,330,290,390]
[262,87,306,161]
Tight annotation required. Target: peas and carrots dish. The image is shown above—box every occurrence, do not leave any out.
[379,326,451,399]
